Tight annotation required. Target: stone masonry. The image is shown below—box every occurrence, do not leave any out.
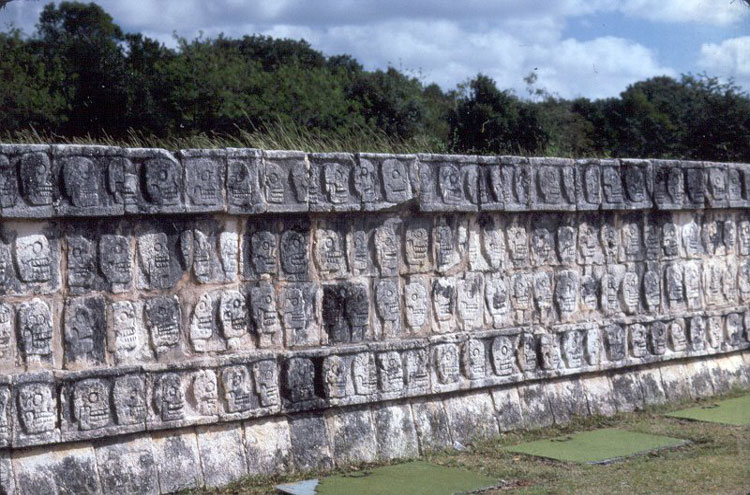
[0,144,748,493]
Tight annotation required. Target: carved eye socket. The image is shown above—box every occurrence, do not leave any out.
[33,393,43,406]
[391,169,402,180]
[264,295,272,304]
[159,170,168,181]
[89,391,99,402]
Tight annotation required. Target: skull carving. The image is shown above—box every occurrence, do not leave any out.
[191,370,218,416]
[280,230,308,277]
[286,357,316,402]
[18,298,52,358]
[100,235,131,286]
[144,158,180,205]
[604,324,625,361]
[661,223,679,258]
[221,366,252,413]
[108,301,140,356]
[491,336,514,375]
[113,375,146,425]
[689,316,706,351]
[382,159,410,202]
[562,330,583,369]
[265,162,286,203]
[539,166,561,203]
[250,230,276,276]
[432,278,455,330]
[186,158,220,206]
[15,234,52,283]
[314,229,345,276]
[375,225,399,276]
[404,281,428,331]
[63,157,100,207]
[344,284,369,341]
[707,316,723,349]
[67,236,95,288]
[624,166,646,202]
[227,159,258,206]
[629,324,648,358]
[708,168,726,201]
[539,334,559,370]
[482,226,505,269]
[352,353,377,396]
[281,288,307,338]
[438,164,463,204]
[377,351,404,392]
[323,355,349,399]
[190,230,213,282]
[219,290,248,342]
[0,154,17,208]
[601,167,623,203]
[219,232,239,279]
[252,360,280,407]
[666,167,684,203]
[621,271,640,314]
[557,226,577,264]
[531,228,554,265]
[649,322,667,355]
[323,162,350,204]
[457,277,481,329]
[485,277,509,328]
[518,334,538,372]
[154,373,185,421]
[353,159,377,202]
[251,283,281,343]
[19,152,53,205]
[405,226,429,269]
[375,279,400,334]
[73,379,111,430]
[138,233,172,289]
[0,303,11,358]
[643,269,661,312]
[668,321,687,352]
[404,349,429,392]
[585,327,600,365]
[190,293,214,350]
[144,297,180,352]
[434,344,460,384]
[507,224,529,266]
[555,270,579,319]
[462,339,486,380]
[350,230,370,272]
[107,157,138,205]
[18,382,55,434]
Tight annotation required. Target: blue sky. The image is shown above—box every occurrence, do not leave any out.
[1,0,748,99]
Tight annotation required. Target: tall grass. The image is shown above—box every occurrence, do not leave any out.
[2,121,449,154]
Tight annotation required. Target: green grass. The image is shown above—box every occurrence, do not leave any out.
[188,392,750,495]
[314,461,498,495]
[666,395,750,426]
[504,429,687,464]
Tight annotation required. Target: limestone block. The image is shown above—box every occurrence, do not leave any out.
[548,379,589,425]
[373,403,420,461]
[658,364,694,402]
[196,424,248,488]
[411,397,453,452]
[443,392,499,446]
[633,368,668,406]
[517,383,554,429]
[243,416,293,476]
[180,149,226,213]
[288,414,334,472]
[580,375,617,417]
[490,387,525,431]
[610,371,645,413]
[325,407,377,466]
[152,430,203,493]
[13,443,101,495]
[95,435,158,495]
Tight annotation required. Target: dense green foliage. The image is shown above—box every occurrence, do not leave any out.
[2,2,749,159]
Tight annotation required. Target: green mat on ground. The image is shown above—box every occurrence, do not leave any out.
[505,428,687,464]
[315,461,498,495]
[666,395,750,426]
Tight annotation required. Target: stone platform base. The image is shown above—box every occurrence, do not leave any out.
[3,352,748,495]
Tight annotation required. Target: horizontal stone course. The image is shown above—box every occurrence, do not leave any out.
[1,145,747,218]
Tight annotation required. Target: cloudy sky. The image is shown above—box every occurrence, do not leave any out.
[1,0,748,99]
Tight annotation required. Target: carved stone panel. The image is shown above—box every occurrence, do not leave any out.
[226,150,264,214]
[63,296,106,367]
[144,296,181,354]
[183,153,225,212]
[18,298,53,364]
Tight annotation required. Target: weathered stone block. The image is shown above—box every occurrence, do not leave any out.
[243,416,293,476]
[443,392,499,445]
[13,443,101,495]
[517,383,554,429]
[373,403,420,460]
[95,435,158,495]
[288,414,334,471]
[326,407,377,465]
[411,397,453,452]
[196,424,248,488]
[152,430,203,493]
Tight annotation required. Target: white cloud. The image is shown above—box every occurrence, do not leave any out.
[619,0,749,26]
[699,36,750,87]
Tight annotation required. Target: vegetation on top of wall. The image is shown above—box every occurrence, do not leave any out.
[1,2,749,160]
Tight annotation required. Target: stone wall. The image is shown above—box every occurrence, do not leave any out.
[0,144,748,493]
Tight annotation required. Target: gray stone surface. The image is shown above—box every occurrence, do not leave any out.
[0,145,748,492]
[152,431,203,493]
[196,424,248,488]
